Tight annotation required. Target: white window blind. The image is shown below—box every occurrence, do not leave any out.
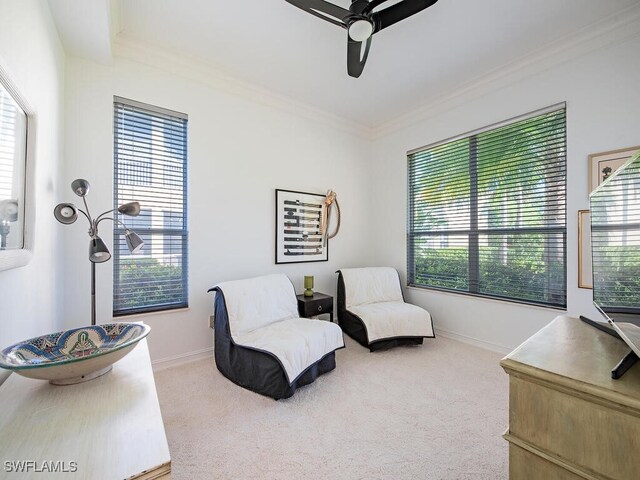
[407,105,567,308]
[113,97,188,316]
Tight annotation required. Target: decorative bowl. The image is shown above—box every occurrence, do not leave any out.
[0,323,150,385]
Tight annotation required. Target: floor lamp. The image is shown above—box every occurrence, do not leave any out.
[54,179,144,326]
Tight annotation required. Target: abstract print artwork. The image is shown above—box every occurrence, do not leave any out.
[275,189,328,264]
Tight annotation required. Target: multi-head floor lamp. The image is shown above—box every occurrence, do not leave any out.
[54,179,144,326]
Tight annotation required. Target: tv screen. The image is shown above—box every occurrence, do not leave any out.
[590,151,640,318]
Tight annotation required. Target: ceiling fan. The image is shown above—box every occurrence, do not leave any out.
[285,0,439,78]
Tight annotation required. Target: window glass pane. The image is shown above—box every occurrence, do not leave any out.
[477,111,566,230]
[478,232,565,304]
[113,99,188,315]
[409,139,470,232]
[411,234,469,291]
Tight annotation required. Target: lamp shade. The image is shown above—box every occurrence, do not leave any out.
[89,236,111,263]
[54,203,78,224]
[348,19,373,42]
[118,202,141,217]
[71,179,90,197]
[125,230,144,254]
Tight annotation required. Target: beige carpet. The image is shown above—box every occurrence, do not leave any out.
[154,336,508,480]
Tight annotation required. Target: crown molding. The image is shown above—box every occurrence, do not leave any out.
[113,35,375,139]
[109,0,123,39]
[112,2,640,142]
[372,3,640,138]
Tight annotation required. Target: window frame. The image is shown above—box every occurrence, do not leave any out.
[407,103,567,309]
[112,96,189,316]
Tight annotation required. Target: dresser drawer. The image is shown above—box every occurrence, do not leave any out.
[296,293,333,320]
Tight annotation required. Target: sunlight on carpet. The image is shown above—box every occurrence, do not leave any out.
[154,335,508,479]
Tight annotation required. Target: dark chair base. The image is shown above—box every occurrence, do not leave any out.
[212,288,338,400]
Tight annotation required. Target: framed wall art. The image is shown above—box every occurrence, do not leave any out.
[589,146,640,193]
[578,209,592,289]
[275,189,328,264]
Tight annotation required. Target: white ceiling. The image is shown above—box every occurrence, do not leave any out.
[52,0,640,128]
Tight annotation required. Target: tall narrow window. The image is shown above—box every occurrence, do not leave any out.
[113,97,188,316]
[408,105,567,308]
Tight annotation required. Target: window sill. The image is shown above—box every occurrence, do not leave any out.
[113,307,190,321]
[405,285,567,312]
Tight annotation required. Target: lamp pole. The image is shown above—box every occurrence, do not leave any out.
[91,261,96,326]
[0,222,9,249]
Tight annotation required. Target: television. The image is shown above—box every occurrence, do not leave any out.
[590,150,640,323]
[586,150,640,378]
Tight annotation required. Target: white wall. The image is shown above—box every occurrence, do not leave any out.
[6,7,635,369]
[370,34,640,353]
[62,53,373,364]
[0,1,65,382]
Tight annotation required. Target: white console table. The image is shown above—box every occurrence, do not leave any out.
[0,338,171,479]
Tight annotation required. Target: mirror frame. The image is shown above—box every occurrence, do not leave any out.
[0,62,36,271]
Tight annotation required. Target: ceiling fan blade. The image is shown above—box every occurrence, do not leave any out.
[285,0,352,28]
[347,35,372,78]
[363,0,391,15]
[371,0,439,32]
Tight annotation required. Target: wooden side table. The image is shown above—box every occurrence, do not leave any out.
[296,292,334,322]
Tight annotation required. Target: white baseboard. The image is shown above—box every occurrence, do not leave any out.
[152,347,213,372]
[434,327,512,355]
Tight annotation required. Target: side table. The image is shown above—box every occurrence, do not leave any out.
[296,292,334,322]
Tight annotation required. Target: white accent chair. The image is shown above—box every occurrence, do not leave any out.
[336,267,434,351]
[208,274,344,399]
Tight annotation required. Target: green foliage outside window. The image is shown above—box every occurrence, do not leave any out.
[115,258,184,311]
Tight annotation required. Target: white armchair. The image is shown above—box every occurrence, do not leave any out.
[336,267,434,351]
[209,274,344,399]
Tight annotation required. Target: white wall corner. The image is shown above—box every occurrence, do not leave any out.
[48,0,115,64]
[109,0,123,39]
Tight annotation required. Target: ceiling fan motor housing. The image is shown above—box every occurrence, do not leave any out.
[285,0,440,77]
[347,0,375,41]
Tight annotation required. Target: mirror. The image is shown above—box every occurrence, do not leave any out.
[0,80,27,250]
[0,64,33,271]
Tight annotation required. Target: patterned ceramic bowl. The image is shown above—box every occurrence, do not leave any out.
[0,323,150,385]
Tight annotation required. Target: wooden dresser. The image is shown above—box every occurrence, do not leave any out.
[0,338,171,479]
[501,315,640,479]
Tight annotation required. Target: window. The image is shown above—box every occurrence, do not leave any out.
[113,97,188,316]
[407,105,567,308]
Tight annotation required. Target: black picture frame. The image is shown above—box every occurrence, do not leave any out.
[275,189,328,264]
